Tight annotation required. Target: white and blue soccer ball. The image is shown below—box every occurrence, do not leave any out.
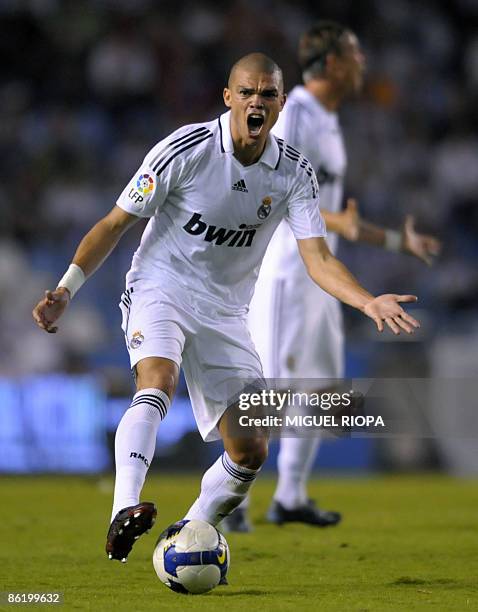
[153,519,229,594]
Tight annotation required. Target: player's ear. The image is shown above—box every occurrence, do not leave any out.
[223,87,232,108]
[279,92,287,111]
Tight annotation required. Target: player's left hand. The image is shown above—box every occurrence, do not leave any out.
[338,198,360,241]
[401,215,441,266]
[363,294,420,334]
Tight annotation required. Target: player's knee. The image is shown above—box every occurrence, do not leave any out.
[135,358,178,399]
[138,374,176,398]
[228,439,268,470]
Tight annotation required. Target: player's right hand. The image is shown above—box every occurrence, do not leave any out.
[32,288,70,333]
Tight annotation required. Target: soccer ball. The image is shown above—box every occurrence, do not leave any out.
[153,519,229,594]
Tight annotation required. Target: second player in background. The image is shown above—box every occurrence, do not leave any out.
[223,21,440,532]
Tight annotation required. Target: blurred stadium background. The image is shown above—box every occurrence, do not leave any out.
[1,0,477,477]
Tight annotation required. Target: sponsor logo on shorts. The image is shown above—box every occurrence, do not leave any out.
[130,330,144,349]
[257,196,272,219]
[183,212,257,247]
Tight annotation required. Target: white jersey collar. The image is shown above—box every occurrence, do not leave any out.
[219,110,280,169]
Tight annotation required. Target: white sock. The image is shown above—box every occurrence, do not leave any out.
[274,436,320,509]
[184,452,259,526]
[111,388,169,521]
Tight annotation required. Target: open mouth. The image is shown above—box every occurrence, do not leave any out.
[247,114,265,137]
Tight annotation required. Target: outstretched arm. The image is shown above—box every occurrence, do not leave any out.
[297,236,420,335]
[32,205,140,333]
[323,199,441,265]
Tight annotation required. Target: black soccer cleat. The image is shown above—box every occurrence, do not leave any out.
[266,499,341,527]
[219,507,252,533]
[106,502,157,562]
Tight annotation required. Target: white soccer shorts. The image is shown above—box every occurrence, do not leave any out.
[248,267,344,386]
[119,281,263,442]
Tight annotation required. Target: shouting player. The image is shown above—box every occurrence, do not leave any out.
[32,53,420,563]
[223,23,440,533]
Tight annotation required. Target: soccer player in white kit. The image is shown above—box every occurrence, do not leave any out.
[32,53,420,564]
[223,24,439,532]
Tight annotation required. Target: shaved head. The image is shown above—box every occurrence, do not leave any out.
[228,53,284,91]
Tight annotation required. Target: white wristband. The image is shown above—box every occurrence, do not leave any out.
[57,264,86,298]
[384,229,402,253]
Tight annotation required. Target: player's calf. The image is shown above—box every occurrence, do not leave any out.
[225,438,268,471]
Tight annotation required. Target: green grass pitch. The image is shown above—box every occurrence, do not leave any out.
[1,474,476,611]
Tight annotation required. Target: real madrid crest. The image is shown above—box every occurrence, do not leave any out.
[257,196,272,220]
[130,330,145,349]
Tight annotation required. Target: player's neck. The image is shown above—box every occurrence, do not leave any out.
[304,80,342,112]
[232,139,266,167]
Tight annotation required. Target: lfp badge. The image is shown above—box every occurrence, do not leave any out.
[137,174,154,195]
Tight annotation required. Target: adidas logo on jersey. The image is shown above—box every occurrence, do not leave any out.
[232,179,248,192]
[183,212,256,247]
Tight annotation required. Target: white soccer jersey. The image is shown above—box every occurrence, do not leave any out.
[116,110,325,312]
